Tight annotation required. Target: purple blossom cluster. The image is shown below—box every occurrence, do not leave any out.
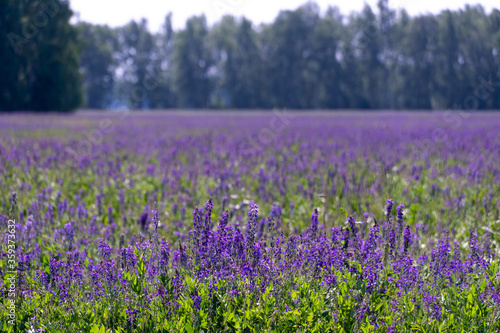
[0,113,499,330]
[2,198,499,326]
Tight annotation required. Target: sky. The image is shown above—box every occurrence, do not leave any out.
[69,0,498,31]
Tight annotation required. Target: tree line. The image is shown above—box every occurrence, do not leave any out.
[1,0,500,111]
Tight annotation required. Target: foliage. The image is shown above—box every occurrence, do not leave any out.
[0,0,81,112]
[77,2,500,110]
[1,113,500,331]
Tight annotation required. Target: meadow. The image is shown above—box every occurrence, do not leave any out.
[1,111,500,332]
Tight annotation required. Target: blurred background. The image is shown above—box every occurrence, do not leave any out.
[1,0,499,111]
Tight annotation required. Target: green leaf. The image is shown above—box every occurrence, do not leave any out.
[185,322,194,333]
[339,206,348,218]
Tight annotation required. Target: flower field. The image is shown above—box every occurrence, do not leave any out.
[1,111,500,332]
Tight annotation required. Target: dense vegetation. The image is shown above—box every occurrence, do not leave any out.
[1,113,500,331]
[1,1,500,111]
[0,0,81,111]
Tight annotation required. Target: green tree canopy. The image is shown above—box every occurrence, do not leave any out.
[0,0,81,111]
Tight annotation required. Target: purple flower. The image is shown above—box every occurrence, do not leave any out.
[96,192,103,216]
[386,199,394,221]
[388,226,396,254]
[180,206,186,221]
[310,209,319,239]
[348,216,357,237]
[126,308,139,329]
[138,213,148,232]
[204,199,213,230]
[423,292,442,319]
[108,206,114,224]
[97,239,112,259]
[396,204,405,225]
[152,205,160,234]
[246,203,259,248]
[123,246,137,269]
[64,223,75,243]
[403,226,411,254]
[10,192,17,210]
[119,189,125,208]
[160,239,170,274]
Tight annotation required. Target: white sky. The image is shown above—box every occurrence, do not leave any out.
[69,0,498,31]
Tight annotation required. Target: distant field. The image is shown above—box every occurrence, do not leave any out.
[1,111,500,332]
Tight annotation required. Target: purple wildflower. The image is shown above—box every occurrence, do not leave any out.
[396,204,404,226]
[403,225,411,254]
[97,239,112,259]
[386,199,394,221]
[310,209,319,239]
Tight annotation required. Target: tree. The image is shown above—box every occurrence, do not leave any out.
[0,0,28,110]
[311,7,346,108]
[454,6,496,109]
[0,0,81,111]
[393,14,437,109]
[431,10,461,109]
[232,18,266,108]
[377,0,395,108]
[172,15,212,108]
[490,9,500,108]
[114,19,157,109]
[355,5,383,109]
[147,13,176,108]
[261,2,320,108]
[78,23,116,109]
[208,15,239,108]
[208,16,264,108]
[5,0,500,111]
